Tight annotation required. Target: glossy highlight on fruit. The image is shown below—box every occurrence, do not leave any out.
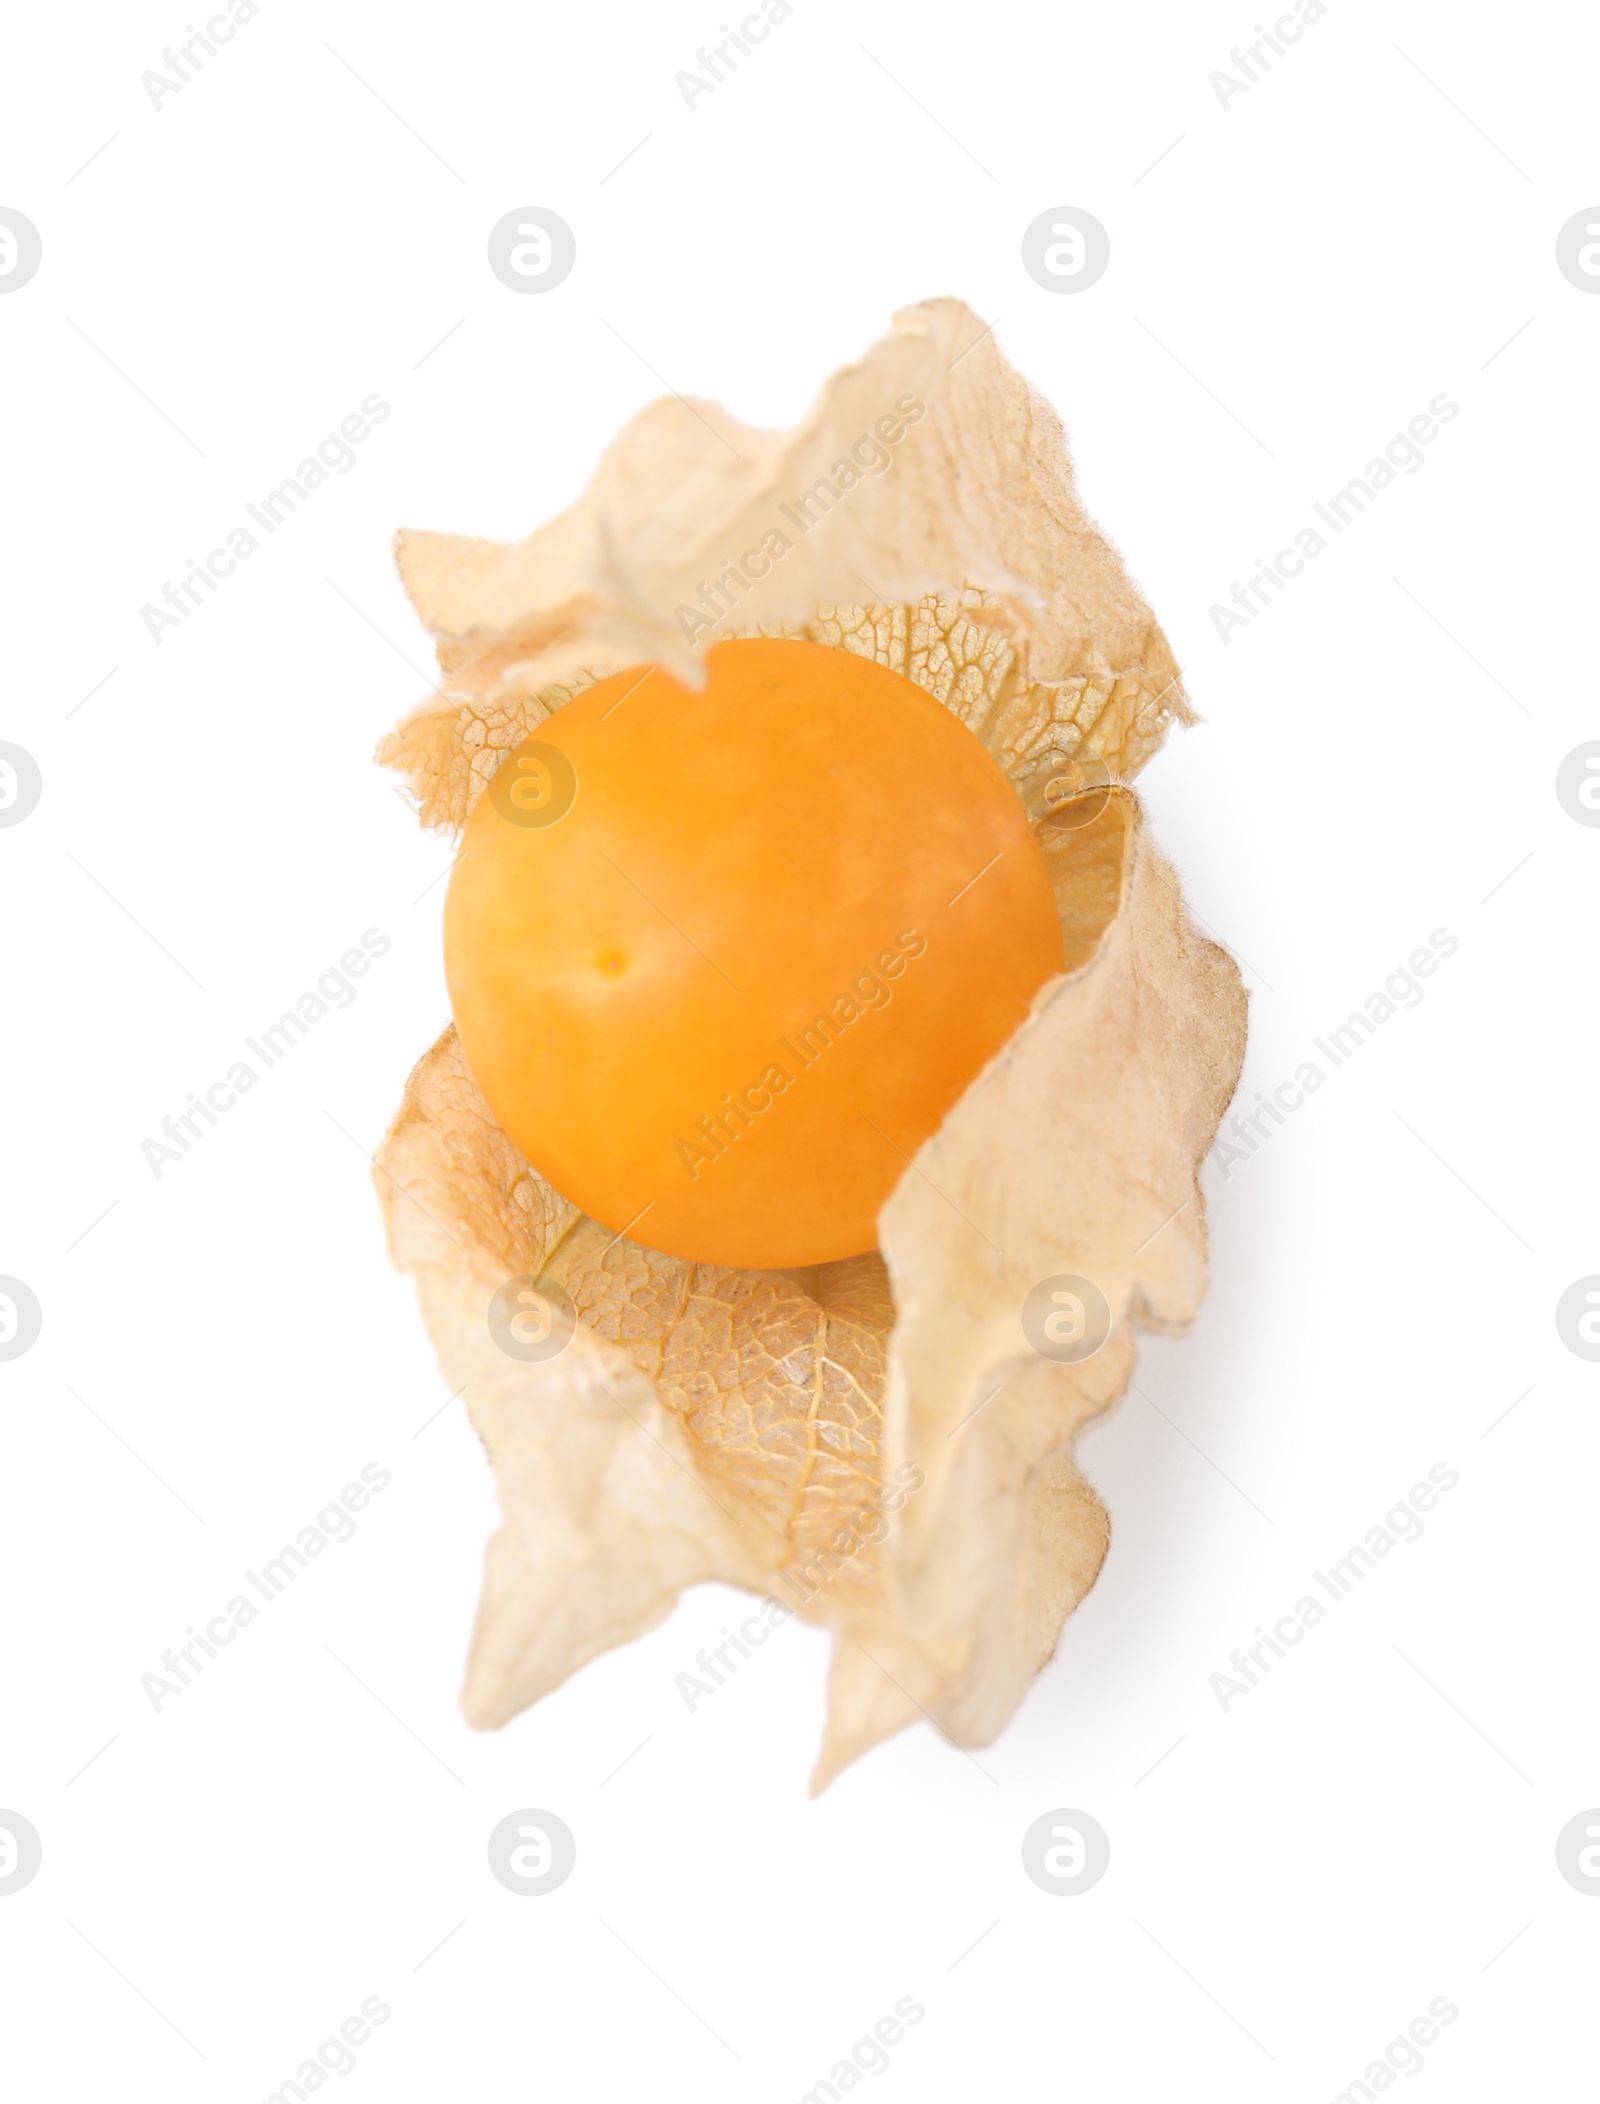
[443,637,1065,1268]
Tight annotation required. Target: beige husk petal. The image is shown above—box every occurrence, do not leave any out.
[374,297,1246,1785]
[812,792,1246,1785]
[378,296,1189,830]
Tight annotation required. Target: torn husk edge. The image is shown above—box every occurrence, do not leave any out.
[377,295,1191,833]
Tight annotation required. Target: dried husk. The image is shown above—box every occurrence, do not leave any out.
[374,297,1246,1786]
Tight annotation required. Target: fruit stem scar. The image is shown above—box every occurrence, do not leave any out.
[594,846,744,993]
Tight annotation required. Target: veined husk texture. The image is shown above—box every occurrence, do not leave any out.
[375,297,1247,1789]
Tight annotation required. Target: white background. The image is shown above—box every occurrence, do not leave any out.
[2,0,1596,2096]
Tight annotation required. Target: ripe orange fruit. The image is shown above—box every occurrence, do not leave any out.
[444,637,1064,1268]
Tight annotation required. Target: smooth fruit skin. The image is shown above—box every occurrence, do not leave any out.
[444,637,1065,1269]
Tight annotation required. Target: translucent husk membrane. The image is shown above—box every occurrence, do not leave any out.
[375,298,1247,1789]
